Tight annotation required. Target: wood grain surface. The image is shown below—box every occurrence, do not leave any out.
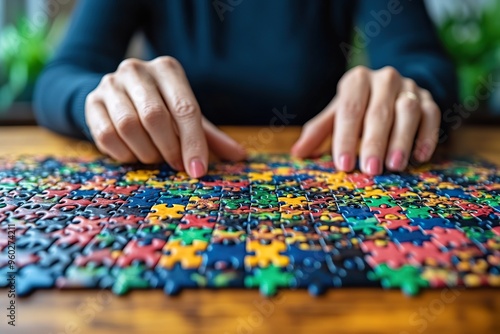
[0,125,499,334]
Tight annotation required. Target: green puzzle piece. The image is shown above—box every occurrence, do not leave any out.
[221,197,250,210]
[251,211,281,221]
[362,196,398,208]
[368,264,429,296]
[462,226,495,243]
[111,264,150,295]
[170,227,212,244]
[349,219,385,235]
[404,205,433,219]
[244,265,295,296]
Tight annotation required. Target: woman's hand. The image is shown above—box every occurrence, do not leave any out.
[85,56,246,177]
[292,66,441,175]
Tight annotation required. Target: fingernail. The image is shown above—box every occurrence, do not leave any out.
[189,158,206,178]
[388,150,405,171]
[338,153,353,171]
[365,156,381,175]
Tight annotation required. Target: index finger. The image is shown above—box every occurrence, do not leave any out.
[150,57,208,178]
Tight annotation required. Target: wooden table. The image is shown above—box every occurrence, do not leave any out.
[0,125,499,334]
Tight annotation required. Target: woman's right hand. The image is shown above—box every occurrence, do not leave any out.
[85,56,246,178]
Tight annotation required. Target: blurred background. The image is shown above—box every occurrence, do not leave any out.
[0,0,499,125]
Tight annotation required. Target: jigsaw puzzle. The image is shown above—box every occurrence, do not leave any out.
[1,154,499,297]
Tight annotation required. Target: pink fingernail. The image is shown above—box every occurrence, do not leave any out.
[365,156,381,175]
[339,153,353,171]
[189,158,206,178]
[389,150,405,171]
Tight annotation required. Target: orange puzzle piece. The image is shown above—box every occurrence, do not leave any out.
[158,240,208,269]
[245,239,289,268]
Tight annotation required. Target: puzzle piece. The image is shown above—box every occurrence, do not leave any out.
[425,227,470,248]
[152,265,204,295]
[159,240,208,269]
[361,241,407,268]
[245,239,290,268]
[109,264,151,295]
[17,265,57,296]
[244,265,295,296]
[368,264,429,296]
[146,203,185,222]
[292,262,337,296]
[116,238,166,268]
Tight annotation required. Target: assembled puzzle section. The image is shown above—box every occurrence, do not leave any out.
[0,154,499,297]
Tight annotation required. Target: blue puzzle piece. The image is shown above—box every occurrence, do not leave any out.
[292,263,336,296]
[202,242,246,270]
[388,228,431,245]
[156,196,190,206]
[17,265,56,296]
[436,188,472,199]
[156,265,203,295]
[409,217,456,230]
[284,245,327,266]
[70,189,100,198]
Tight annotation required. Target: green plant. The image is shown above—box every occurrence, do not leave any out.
[438,1,500,100]
[0,16,58,111]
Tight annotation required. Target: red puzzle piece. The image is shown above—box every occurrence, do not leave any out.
[116,238,166,268]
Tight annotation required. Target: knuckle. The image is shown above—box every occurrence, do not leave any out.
[422,101,441,119]
[141,104,165,127]
[118,58,142,72]
[350,65,369,80]
[155,56,181,70]
[339,100,364,120]
[335,132,357,148]
[171,97,199,120]
[115,114,139,134]
[370,106,393,123]
[85,91,99,106]
[94,128,117,148]
[362,138,386,153]
[420,88,432,99]
[379,66,400,83]
[100,74,116,87]
[339,66,369,90]
[397,95,420,112]
[405,78,418,91]
[183,137,205,154]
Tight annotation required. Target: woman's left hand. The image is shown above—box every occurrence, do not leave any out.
[291,66,441,175]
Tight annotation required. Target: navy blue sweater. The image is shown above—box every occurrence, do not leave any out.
[34,0,457,139]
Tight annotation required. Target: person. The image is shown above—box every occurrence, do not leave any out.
[34,0,458,178]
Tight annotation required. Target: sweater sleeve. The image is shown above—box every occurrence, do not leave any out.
[354,0,459,139]
[34,0,144,139]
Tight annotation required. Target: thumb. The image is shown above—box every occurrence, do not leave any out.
[291,107,334,158]
[202,117,247,161]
